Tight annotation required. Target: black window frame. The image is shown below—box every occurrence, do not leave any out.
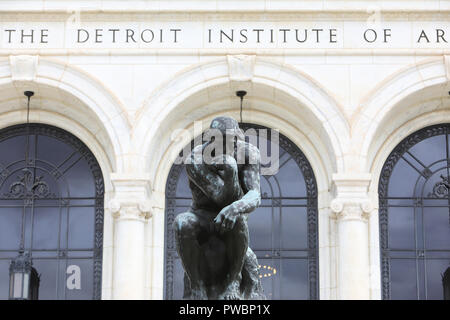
[379,123,450,300]
[0,123,104,300]
[163,123,319,300]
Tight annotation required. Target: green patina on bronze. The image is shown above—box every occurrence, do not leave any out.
[173,116,265,300]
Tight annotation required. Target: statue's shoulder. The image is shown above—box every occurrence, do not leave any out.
[185,143,206,166]
[191,143,204,154]
[237,140,260,165]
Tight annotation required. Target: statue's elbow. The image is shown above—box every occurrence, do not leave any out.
[253,190,261,207]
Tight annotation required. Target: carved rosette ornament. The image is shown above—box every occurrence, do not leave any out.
[330,199,373,221]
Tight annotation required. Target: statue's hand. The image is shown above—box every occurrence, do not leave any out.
[210,155,236,176]
[213,204,239,234]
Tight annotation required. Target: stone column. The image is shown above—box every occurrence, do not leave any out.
[146,190,165,300]
[109,175,152,300]
[330,174,373,300]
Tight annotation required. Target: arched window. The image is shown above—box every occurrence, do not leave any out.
[164,123,319,300]
[379,124,450,300]
[0,124,104,300]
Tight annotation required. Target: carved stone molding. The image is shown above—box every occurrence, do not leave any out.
[360,199,374,215]
[109,199,152,221]
[110,174,153,221]
[227,54,255,82]
[330,199,373,221]
[330,198,344,214]
[9,55,38,82]
[150,190,165,210]
[445,55,450,81]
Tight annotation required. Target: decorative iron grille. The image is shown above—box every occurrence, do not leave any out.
[379,124,450,300]
[164,123,319,300]
[0,124,104,300]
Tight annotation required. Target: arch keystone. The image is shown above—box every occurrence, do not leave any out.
[445,55,450,80]
[9,55,38,82]
[227,54,255,82]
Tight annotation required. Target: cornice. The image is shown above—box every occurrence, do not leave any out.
[0,49,449,57]
[0,1,449,16]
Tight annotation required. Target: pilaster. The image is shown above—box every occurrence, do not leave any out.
[330,173,373,300]
[109,174,152,300]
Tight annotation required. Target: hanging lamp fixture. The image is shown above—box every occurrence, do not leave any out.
[8,90,40,300]
[24,91,34,165]
[236,90,247,124]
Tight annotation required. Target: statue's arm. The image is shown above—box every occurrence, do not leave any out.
[231,146,261,215]
[185,147,229,206]
[213,146,261,233]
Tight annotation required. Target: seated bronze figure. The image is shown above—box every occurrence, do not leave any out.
[173,116,265,300]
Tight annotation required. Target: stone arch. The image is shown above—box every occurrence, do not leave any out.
[135,56,348,195]
[351,56,450,300]
[139,57,346,299]
[0,56,131,174]
[370,108,450,195]
[354,56,450,174]
[0,56,131,299]
[164,122,320,300]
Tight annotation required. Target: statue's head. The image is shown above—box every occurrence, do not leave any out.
[209,116,245,141]
[206,116,245,157]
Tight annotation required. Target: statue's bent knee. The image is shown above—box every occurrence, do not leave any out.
[174,116,265,300]
[233,215,249,233]
[173,212,199,239]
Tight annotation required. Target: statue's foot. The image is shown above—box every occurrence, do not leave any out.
[223,292,241,300]
[219,280,241,300]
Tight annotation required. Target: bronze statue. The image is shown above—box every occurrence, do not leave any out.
[173,116,265,300]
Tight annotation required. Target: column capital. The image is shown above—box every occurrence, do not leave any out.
[330,172,374,221]
[109,199,152,221]
[330,198,373,221]
[109,173,153,221]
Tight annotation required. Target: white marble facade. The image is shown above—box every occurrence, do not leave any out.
[1,0,450,300]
